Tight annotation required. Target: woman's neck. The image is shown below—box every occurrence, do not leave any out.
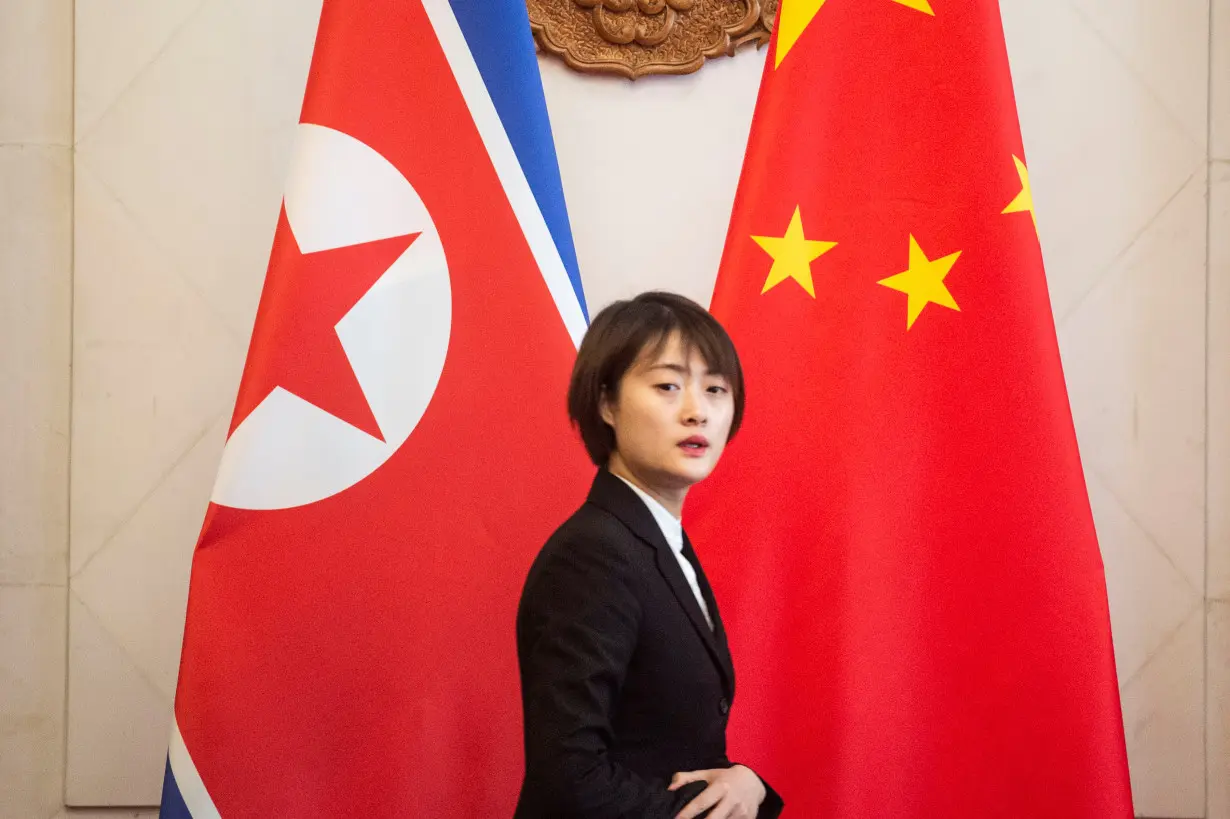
[607,455,686,519]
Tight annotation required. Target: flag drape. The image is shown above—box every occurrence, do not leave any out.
[160,2,591,815]
[687,1,1135,815]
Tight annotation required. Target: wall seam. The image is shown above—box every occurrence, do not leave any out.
[61,0,76,812]
[1204,0,1215,816]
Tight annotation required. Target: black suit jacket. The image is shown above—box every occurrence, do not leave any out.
[514,469,784,818]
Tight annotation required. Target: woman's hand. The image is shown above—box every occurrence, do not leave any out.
[669,764,766,819]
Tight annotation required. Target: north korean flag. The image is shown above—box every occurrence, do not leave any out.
[159,1,593,815]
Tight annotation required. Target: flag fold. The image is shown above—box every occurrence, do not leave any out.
[687,1,1134,815]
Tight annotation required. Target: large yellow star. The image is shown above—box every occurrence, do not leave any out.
[775,0,934,68]
[751,206,837,298]
[1001,154,1037,233]
[877,235,961,329]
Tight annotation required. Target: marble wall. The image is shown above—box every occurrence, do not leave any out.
[0,1,73,817]
[1209,0,1230,814]
[0,0,1227,816]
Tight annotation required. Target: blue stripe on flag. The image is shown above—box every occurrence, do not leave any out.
[158,757,194,819]
[449,0,587,320]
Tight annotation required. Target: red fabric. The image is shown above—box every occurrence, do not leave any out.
[230,207,417,440]
[686,2,1135,816]
[173,2,592,815]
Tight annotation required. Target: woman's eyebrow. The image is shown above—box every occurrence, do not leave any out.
[646,362,726,378]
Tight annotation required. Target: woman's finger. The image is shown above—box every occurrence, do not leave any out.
[668,768,713,791]
[675,781,726,819]
[703,793,739,819]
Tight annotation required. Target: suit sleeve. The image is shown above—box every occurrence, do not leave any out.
[750,772,784,819]
[518,531,707,818]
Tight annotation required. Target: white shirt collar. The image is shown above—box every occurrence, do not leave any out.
[613,474,684,555]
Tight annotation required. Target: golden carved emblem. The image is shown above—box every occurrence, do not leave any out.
[528,0,779,79]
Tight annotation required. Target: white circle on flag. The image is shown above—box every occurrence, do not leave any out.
[211,123,451,510]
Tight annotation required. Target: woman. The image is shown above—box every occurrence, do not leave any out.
[514,292,784,819]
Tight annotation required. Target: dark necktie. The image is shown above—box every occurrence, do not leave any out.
[681,538,717,633]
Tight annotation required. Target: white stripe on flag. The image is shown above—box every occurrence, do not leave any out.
[168,719,222,818]
[423,0,589,348]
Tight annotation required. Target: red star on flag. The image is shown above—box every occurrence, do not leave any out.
[230,206,420,440]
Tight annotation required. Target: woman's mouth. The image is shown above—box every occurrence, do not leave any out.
[678,436,710,457]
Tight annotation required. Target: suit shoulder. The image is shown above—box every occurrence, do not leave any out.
[553,502,634,548]
[518,502,646,626]
[525,503,642,581]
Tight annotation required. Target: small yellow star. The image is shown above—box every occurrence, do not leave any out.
[774,0,933,69]
[775,0,827,68]
[877,235,961,329]
[1002,155,1037,233]
[751,206,837,298]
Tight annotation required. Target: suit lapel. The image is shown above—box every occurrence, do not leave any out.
[683,531,735,690]
[586,470,733,694]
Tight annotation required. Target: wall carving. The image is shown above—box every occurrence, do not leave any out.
[527,0,778,79]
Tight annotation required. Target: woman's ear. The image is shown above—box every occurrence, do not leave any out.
[599,386,615,427]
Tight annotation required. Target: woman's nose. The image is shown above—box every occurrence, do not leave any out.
[681,386,708,425]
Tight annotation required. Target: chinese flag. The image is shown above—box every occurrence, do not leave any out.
[685,1,1135,816]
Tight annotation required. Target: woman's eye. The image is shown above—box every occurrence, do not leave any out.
[707,385,729,394]
[655,383,680,392]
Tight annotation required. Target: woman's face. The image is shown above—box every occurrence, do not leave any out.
[601,333,735,496]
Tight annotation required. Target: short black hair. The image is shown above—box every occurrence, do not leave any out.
[567,291,745,467]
